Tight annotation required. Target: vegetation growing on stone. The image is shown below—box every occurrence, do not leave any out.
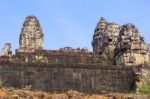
[139,83,150,94]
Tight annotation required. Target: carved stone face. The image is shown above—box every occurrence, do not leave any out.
[124,23,135,32]
[107,24,120,34]
[99,22,107,30]
[126,23,134,28]
[24,33,30,39]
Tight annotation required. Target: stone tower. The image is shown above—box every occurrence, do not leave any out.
[17,16,43,53]
[92,17,120,60]
[115,23,149,65]
[99,22,120,59]
[92,17,107,54]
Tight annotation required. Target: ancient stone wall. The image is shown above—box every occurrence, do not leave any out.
[0,50,109,69]
[0,64,135,93]
[0,16,150,93]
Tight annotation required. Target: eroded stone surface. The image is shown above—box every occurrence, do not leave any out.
[17,16,43,53]
[92,18,150,66]
[115,23,149,65]
[1,43,12,56]
[92,17,120,60]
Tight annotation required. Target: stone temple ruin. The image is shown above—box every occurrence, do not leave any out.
[115,23,149,66]
[17,16,43,53]
[0,16,150,93]
[92,17,149,66]
[92,17,120,60]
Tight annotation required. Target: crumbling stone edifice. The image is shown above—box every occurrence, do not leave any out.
[1,43,12,56]
[92,17,150,66]
[17,16,43,53]
[92,17,120,60]
[115,23,149,65]
[0,16,150,93]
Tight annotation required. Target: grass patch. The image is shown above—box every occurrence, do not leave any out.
[139,83,150,94]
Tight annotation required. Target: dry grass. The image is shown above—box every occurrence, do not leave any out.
[0,88,149,99]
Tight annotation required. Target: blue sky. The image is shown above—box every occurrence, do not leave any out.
[0,0,150,53]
